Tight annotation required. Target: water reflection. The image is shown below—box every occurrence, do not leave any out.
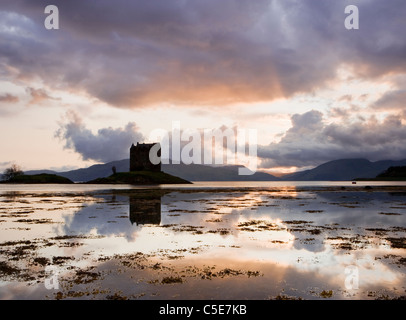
[0,186,405,299]
[129,193,161,226]
[57,189,406,256]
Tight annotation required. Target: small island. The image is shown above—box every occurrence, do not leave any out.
[86,171,190,185]
[1,173,74,184]
[87,143,191,184]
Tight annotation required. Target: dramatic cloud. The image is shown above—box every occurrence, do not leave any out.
[55,111,144,163]
[372,75,406,111]
[258,110,406,168]
[2,1,406,171]
[0,93,19,103]
[1,0,406,108]
[26,87,58,105]
[0,93,21,116]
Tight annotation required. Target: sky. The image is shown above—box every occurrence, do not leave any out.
[0,0,406,174]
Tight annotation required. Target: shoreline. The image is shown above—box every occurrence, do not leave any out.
[1,182,406,195]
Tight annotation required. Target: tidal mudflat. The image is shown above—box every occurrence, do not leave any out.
[0,184,405,300]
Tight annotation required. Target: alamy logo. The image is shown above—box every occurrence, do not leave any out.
[44,5,59,30]
[45,4,360,31]
[344,5,359,30]
[148,121,258,175]
[44,265,59,290]
[344,265,359,290]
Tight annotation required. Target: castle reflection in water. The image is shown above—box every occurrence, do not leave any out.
[129,194,161,226]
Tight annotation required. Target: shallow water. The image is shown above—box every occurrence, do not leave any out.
[0,182,405,300]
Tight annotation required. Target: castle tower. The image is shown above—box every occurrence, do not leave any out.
[130,142,161,172]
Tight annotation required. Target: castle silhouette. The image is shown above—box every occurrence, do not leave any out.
[130,142,161,172]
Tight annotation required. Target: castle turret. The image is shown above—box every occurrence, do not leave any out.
[130,142,161,172]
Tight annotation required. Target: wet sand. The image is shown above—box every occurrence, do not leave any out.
[0,185,405,300]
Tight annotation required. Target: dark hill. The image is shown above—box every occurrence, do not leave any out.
[356,166,406,181]
[377,166,406,179]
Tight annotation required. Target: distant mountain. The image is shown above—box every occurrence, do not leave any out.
[26,159,280,182]
[27,158,406,182]
[282,158,406,181]
[26,159,129,182]
[162,163,280,181]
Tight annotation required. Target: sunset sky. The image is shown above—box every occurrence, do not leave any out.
[1,0,406,174]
